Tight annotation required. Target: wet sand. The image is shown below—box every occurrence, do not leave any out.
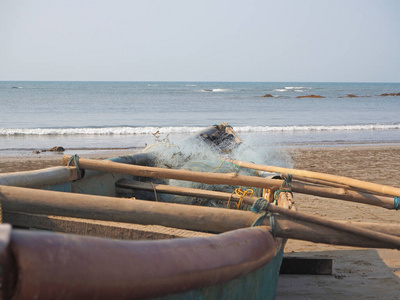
[0,145,399,298]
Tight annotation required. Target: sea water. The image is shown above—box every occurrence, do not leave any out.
[1,81,399,155]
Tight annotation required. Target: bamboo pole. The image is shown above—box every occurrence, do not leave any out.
[115,179,257,205]
[61,156,284,190]
[225,158,400,198]
[293,175,392,197]
[0,185,399,249]
[64,156,395,209]
[290,182,394,209]
[0,166,78,188]
[117,180,400,238]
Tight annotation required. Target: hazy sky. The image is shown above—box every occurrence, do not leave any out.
[1,0,399,82]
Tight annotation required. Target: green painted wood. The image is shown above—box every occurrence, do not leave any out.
[152,248,284,300]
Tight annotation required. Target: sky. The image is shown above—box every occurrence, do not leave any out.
[1,0,399,82]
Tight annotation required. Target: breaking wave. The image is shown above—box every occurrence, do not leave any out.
[274,86,311,93]
[235,124,400,132]
[200,89,231,92]
[1,123,399,136]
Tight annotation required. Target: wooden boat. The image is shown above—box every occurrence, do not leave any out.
[0,123,400,300]
[0,124,294,300]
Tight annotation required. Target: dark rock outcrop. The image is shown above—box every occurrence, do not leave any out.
[41,146,65,152]
[380,93,400,97]
[296,95,325,99]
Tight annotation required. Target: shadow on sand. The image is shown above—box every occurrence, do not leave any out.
[277,248,400,299]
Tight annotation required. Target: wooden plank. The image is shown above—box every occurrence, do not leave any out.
[4,211,214,240]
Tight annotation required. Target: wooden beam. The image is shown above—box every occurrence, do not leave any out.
[4,211,213,240]
[115,179,400,238]
[62,156,395,209]
[0,185,399,249]
[225,158,400,198]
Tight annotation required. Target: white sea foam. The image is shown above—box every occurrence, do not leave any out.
[0,126,205,136]
[1,124,399,136]
[234,124,400,132]
[285,87,305,89]
[200,89,231,92]
[275,87,309,92]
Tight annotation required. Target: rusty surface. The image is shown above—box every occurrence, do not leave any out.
[0,225,276,300]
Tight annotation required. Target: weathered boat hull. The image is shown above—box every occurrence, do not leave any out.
[0,224,283,300]
[0,125,288,299]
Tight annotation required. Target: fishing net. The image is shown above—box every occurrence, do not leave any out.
[128,124,292,209]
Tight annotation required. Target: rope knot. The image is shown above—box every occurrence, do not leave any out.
[280,173,293,188]
[235,188,253,210]
[250,198,276,238]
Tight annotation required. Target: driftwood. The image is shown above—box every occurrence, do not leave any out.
[0,184,399,249]
[225,158,400,198]
[63,156,395,209]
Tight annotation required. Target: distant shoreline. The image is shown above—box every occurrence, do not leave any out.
[2,140,400,158]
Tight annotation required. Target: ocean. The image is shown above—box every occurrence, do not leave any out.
[1,81,400,155]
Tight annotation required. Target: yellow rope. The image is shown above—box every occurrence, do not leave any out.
[150,182,158,202]
[227,188,254,210]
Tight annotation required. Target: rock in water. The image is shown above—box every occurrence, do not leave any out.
[296,95,325,98]
[41,146,65,152]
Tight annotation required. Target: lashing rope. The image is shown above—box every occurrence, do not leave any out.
[250,198,276,238]
[67,154,82,179]
[274,173,294,203]
[394,197,400,210]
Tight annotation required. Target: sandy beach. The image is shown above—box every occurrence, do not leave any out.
[0,145,399,298]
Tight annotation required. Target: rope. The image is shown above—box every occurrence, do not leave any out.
[67,154,82,179]
[273,173,294,203]
[274,189,293,203]
[236,188,253,210]
[394,197,400,210]
[228,188,253,210]
[150,182,158,202]
[250,198,276,238]
[280,173,293,188]
[226,190,235,209]
[213,124,232,130]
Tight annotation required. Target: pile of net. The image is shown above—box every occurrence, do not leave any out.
[126,124,292,209]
